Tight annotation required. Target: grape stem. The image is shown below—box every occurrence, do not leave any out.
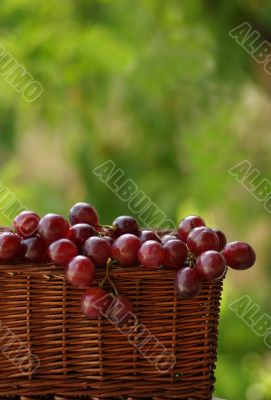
[188,250,196,268]
[98,224,113,230]
[98,225,114,238]
[99,258,118,296]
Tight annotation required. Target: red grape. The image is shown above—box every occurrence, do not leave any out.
[140,230,161,243]
[69,202,99,227]
[112,216,139,237]
[187,227,219,255]
[178,215,205,242]
[195,250,226,281]
[38,213,69,243]
[65,255,95,288]
[138,240,165,269]
[81,287,111,319]
[106,295,134,325]
[112,234,141,266]
[21,236,48,263]
[175,267,202,299]
[213,229,227,251]
[164,239,188,268]
[13,211,40,238]
[222,241,256,270]
[0,232,21,261]
[69,223,98,247]
[83,237,112,267]
[48,239,78,265]
[161,234,177,244]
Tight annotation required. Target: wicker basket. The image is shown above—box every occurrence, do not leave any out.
[0,253,223,400]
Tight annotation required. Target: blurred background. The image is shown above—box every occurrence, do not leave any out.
[0,1,270,398]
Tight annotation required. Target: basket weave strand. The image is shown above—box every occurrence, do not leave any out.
[0,263,223,399]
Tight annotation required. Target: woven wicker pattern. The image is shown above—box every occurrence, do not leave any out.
[0,263,223,399]
[0,398,221,400]
[0,398,222,400]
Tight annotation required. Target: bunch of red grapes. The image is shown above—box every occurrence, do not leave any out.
[0,203,256,324]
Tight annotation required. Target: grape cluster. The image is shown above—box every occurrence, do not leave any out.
[0,204,256,324]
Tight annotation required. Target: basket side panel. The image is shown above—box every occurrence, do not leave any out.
[0,266,223,399]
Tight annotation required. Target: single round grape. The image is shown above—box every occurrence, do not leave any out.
[13,211,40,238]
[178,215,205,242]
[65,256,95,288]
[112,216,139,237]
[187,227,219,256]
[138,240,165,269]
[48,239,78,265]
[222,241,256,270]
[0,232,21,261]
[195,250,226,281]
[69,202,99,227]
[164,239,188,268]
[81,287,111,319]
[107,295,134,325]
[213,229,227,251]
[161,234,178,244]
[69,223,98,247]
[140,230,161,243]
[112,234,141,266]
[175,267,202,299]
[38,213,70,243]
[83,237,112,268]
[21,236,48,263]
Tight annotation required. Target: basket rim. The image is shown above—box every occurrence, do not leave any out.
[0,263,225,286]
[0,263,181,276]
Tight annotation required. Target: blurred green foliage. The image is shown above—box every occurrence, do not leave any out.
[0,1,270,398]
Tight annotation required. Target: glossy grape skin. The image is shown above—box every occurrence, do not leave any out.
[178,216,205,242]
[213,229,227,251]
[69,223,98,247]
[21,236,48,263]
[138,240,165,269]
[81,287,111,319]
[175,267,202,299]
[164,239,188,268]
[222,241,256,270]
[161,234,177,244]
[69,202,99,227]
[195,251,226,281]
[65,256,95,288]
[112,216,139,237]
[38,214,70,243]
[106,295,134,325]
[112,234,141,266]
[13,211,40,238]
[48,239,78,265]
[0,232,21,261]
[83,237,112,267]
[187,227,219,256]
[140,230,161,243]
